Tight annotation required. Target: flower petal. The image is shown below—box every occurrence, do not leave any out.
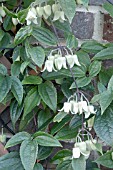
[73,147,81,158]
[44,5,51,16]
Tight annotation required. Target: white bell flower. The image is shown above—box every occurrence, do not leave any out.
[42,60,54,72]
[31,7,37,16]
[36,7,44,17]
[66,54,81,68]
[48,55,55,61]
[12,18,18,26]
[52,4,60,13]
[55,57,67,70]
[73,147,81,158]
[26,10,38,25]
[53,11,66,22]
[78,101,88,114]
[0,7,6,17]
[44,5,51,17]
[59,102,72,113]
[0,15,3,23]
[86,140,96,151]
[70,100,79,114]
[85,105,96,119]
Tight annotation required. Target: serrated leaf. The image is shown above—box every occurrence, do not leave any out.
[95,151,113,168]
[38,81,57,112]
[58,0,76,23]
[0,76,11,102]
[37,146,53,160]
[100,90,113,114]
[0,152,24,170]
[53,112,67,123]
[89,61,101,77]
[23,87,40,118]
[93,47,113,60]
[32,26,57,46]
[33,131,62,147]
[11,76,23,105]
[11,61,21,76]
[10,100,23,128]
[20,139,38,170]
[14,26,32,45]
[72,156,86,170]
[0,64,7,75]
[5,132,31,148]
[94,105,113,146]
[22,75,42,85]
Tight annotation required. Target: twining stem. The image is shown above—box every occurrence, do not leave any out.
[51,21,79,95]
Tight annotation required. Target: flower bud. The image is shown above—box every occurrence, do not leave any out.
[12,18,18,26]
[73,147,81,158]
[52,4,60,13]
[0,7,6,17]
[36,7,44,17]
[53,11,61,21]
[44,5,51,17]
[0,134,6,143]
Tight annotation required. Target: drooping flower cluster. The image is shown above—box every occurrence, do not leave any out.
[26,3,66,25]
[42,48,80,72]
[73,139,97,159]
[0,6,6,23]
[59,92,96,119]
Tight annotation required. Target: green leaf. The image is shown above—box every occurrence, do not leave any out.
[10,100,23,128]
[28,47,45,68]
[55,125,78,140]
[0,30,5,41]
[38,109,51,129]
[108,75,113,90]
[81,40,104,54]
[14,26,32,45]
[58,0,76,23]
[94,105,113,146]
[33,163,43,170]
[56,160,73,170]
[90,94,100,104]
[20,61,30,74]
[11,76,23,105]
[37,146,53,160]
[103,2,113,18]
[3,16,12,31]
[32,26,57,46]
[0,152,24,170]
[100,90,113,114]
[17,9,29,23]
[66,34,78,49]
[51,115,71,135]
[95,151,113,168]
[69,114,82,129]
[0,64,7,75]
[70,77,91,89]
[89,61,101,77]
[23,87,40,118]
[93,47,113,60]
[38,81,57,112]
[54,20,71,33]
[72,156,86,170]
[11,61,21,76]
[61,80,73,98]
[53,112,67,123]
[20,139,38,170]
[34,131,62,147]
[22,75,42,85]
[51,149,72,162]
[5,132,31,148]
[76,51,91,67]
[0,76,11,103]
[3,6,17,18]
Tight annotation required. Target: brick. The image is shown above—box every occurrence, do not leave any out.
[71,12,94,39]
[103,14,113,42]
[89,0,106,5]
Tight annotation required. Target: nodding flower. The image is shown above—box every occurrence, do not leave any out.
[26,8,38,25]
[58,92,96,119]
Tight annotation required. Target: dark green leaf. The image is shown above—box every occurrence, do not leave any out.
[94,105,113,146]
[5,132,31,148]
[14,26,32,45]
[33,163,43,170]
[23,87,40,118]
[70,77,91,89]
[37,146,53,160]
[89,61,101,77]
[22,75,42,85]
[72,156,86,170]
[38,81,57,112]
[34,131,62,147]
[38,109,51,129]
[56,159,73,170]
[20,139,38,170]
[11,76,23,105]
[93,47,113,60]
[0,64,7,75]
[32,26,57,46]
[11,61,21,76]
[53,112,67,123]
[66,34,78,48]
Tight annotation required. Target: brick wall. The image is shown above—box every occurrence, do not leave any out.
[71,0,113,43]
